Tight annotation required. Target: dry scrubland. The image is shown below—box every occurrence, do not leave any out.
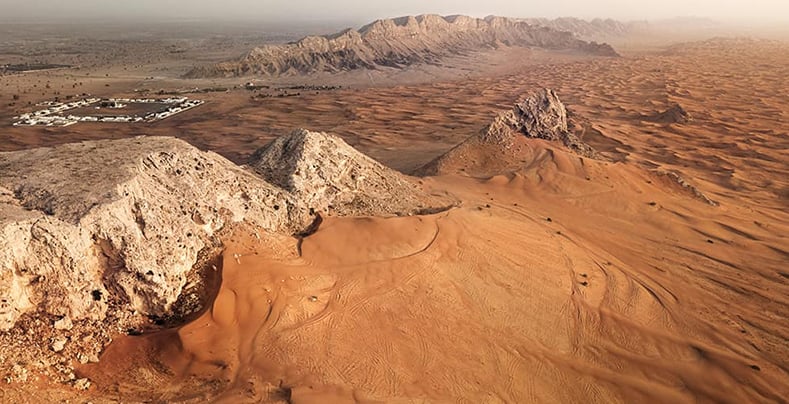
[0,20,787,404]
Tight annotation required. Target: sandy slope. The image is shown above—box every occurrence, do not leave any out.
[75,137,789,402]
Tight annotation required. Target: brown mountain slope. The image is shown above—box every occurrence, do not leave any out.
[185,15,619,78]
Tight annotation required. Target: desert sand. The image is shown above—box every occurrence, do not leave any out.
[0,22,787,404]
[73,126,788,404]
[79,161,789,402]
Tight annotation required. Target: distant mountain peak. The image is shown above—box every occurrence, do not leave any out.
[185,14,619,78]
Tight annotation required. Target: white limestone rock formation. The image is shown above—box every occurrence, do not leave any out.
[250,129,453,216]
[0,136,313,331]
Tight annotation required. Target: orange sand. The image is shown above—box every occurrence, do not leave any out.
[1,38,787,403]
[81,140,788,402]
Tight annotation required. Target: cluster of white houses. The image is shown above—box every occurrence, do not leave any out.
[13,97,204,127]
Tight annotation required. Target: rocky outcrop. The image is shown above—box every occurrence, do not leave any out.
[420,88,597,176]
[482,88,568,143]
[0,133,458,382]
[0,137,313,331]
[653,170,718,206]
[185,14,619,78]
[250,129,453,216]
[650,103,693,124]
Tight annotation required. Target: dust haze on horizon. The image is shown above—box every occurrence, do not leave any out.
[0,0,787,25]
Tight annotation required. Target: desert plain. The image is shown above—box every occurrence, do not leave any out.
[0,16,787,404]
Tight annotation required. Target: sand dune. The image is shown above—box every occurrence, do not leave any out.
[76,134,788,402]
[0,37,787,403]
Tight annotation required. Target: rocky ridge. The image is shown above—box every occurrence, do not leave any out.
[185,14,619,78]
[653,170,718,206]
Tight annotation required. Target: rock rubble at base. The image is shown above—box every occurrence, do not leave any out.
[651,103,693,124]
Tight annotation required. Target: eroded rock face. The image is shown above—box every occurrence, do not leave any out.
[482,88,570,143]
[0,137,312,331]
[421,88,597,176]
[250,129,453,216]
[0,197,104,332]
[185,14,619,78]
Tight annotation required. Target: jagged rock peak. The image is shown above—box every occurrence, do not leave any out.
[481,88,596,157]
[483,88,567,142]
[418,89,598,176]
[250,129,454,217]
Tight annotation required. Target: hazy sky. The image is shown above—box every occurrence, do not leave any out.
[1,0,786,24]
